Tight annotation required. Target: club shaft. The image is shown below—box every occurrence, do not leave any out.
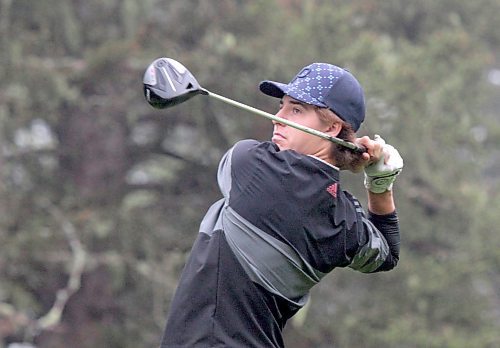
[205,90,365,153]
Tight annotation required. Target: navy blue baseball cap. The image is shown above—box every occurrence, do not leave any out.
[259,63,365,131]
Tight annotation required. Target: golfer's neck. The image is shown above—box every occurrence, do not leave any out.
[311,148,335,166]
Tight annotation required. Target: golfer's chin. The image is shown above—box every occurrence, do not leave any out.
[271,137,288,151]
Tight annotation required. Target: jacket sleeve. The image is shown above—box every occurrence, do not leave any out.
[347,195,400,273]
[366,211,400,272]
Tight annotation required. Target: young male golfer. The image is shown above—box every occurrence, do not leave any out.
[160,63,403,347]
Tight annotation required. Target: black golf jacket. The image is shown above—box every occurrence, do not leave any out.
[160,140,400,348]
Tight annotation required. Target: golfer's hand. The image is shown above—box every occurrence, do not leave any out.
[356,135,383,165]
[362,135,403,193]
[344,135,384,173]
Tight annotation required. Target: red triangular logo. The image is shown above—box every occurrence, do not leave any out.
[326,183,338,198]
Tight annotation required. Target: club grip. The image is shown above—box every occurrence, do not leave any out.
[352,144,367,154]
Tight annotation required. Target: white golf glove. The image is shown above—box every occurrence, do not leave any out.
[364,135,403,193]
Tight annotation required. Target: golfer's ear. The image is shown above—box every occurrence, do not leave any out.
[326,122,342,137]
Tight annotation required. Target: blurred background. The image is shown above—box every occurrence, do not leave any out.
[0,0,499,347]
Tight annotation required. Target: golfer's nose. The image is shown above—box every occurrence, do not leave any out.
[273,109,287,125]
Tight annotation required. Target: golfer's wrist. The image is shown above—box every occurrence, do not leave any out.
[367,190,395,215]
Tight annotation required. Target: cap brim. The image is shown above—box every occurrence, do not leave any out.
[259,80,288,98]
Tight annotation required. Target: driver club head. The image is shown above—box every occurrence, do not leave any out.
[143,57,207,109]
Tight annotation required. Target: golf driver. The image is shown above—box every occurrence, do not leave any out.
[143,57,365,153]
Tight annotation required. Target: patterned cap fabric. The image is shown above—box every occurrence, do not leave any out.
[259,63,365,131]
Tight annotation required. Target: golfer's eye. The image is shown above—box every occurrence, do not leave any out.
[292,107,301,114]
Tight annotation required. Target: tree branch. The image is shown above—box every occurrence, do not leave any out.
[27,202,87,338]
[0,202,87,344]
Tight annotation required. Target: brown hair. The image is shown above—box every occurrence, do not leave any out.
[315,107,365,171]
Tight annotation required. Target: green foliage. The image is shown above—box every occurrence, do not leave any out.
[0,0,499,347]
